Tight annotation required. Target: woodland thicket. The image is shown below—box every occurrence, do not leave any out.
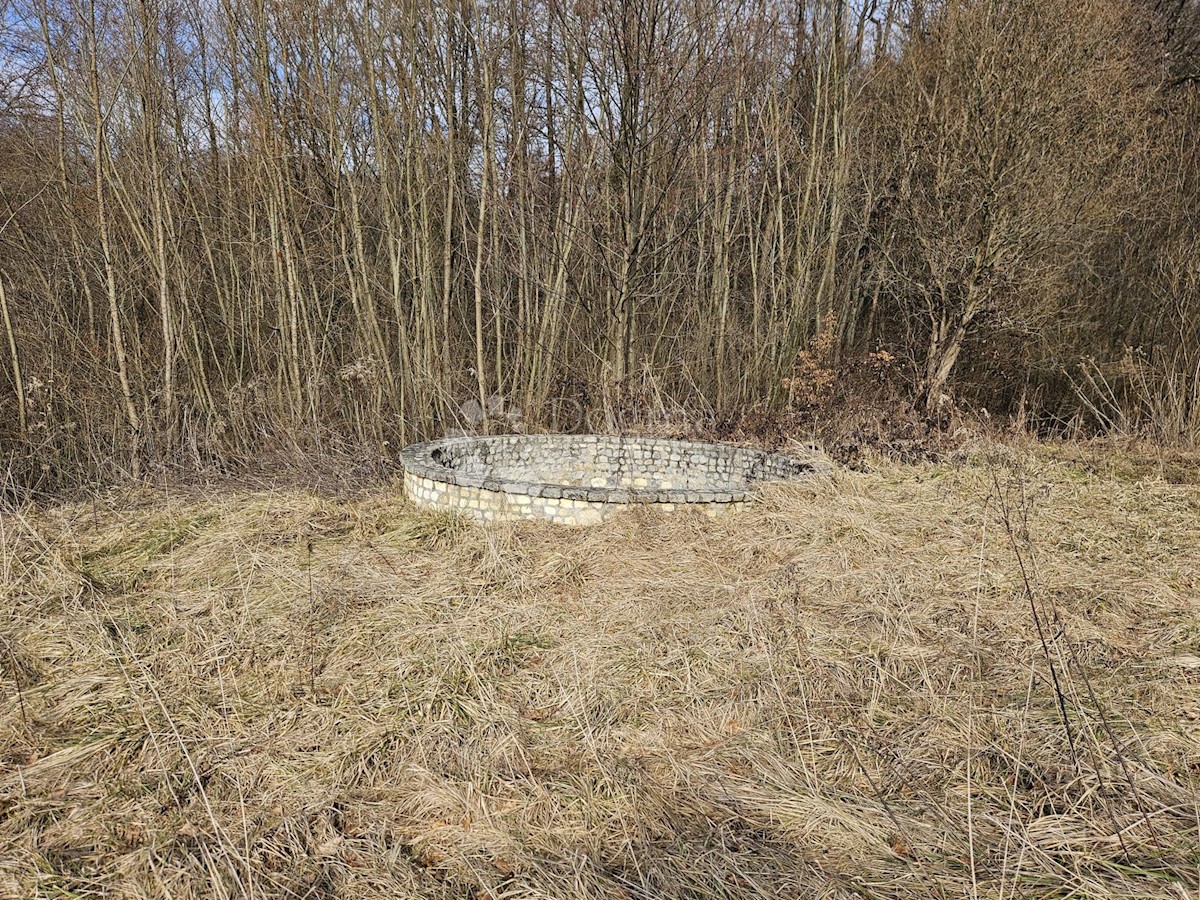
[1,0,1198,487]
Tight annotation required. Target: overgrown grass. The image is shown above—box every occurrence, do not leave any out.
[1,441,1198,898]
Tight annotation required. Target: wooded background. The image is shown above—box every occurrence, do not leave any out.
[1,0,1198,487]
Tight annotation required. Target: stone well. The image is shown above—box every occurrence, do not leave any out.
[399,434,824,525]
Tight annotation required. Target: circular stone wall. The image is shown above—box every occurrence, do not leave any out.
[400,434,823,525]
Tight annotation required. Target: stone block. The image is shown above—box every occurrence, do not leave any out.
[399,434,817,526]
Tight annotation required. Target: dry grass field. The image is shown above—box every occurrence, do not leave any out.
[1,441,1198,899]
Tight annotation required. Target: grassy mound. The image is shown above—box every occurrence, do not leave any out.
[1,442,1198,898]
